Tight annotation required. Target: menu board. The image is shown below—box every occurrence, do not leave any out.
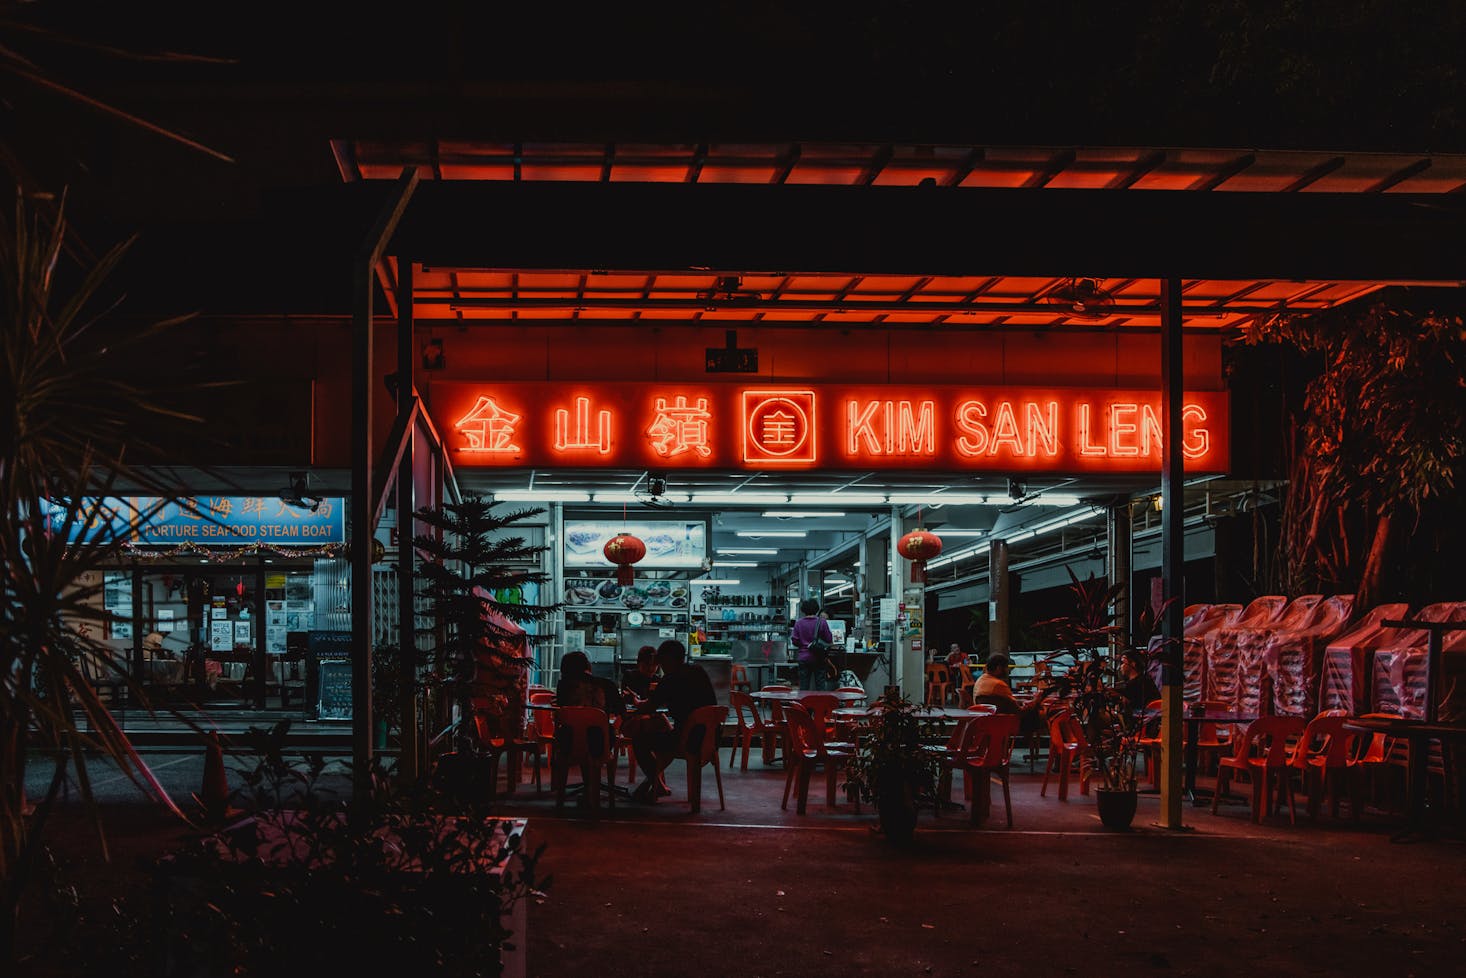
[315,660,353,721]
[563,520,707,569]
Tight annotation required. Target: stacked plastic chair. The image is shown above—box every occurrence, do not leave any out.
[1231,594,1326,717]
[1318,603,1411,714]
[1247,594,1356,717]
[1203,596,1290,711]
[1145,603,1242,702]
[1368,602,1466,718]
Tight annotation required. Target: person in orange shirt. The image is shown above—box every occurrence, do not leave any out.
[973,653,1051,736]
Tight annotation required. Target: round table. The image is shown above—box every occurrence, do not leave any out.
[831,705,982,721]
[751,689,867,705]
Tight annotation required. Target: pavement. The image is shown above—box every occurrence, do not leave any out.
[21,743,1466,977]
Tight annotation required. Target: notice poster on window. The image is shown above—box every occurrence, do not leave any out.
[266,626,288,654]
[234,621,252,645]
[210,620,234,651]
[157,608,176,633]
[266,600,286,628]
[285,601,314,632]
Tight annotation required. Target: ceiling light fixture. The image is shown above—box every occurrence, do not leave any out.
[713,560,759,568]
[887,493,990,505]
[685,492,788,505]
[787,493,887,506]
[717,548,778,555]
[761,511,846,518]
[693,578,741,586]
[735,530,807,538]
[934,530,986,537]
[494,490,592,502]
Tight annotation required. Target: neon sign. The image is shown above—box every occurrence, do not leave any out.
[432,382,1229,474]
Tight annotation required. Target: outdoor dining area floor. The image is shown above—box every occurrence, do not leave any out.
[24,743,1466,978]
[495,751,1446,843]
[506,751,1466,978]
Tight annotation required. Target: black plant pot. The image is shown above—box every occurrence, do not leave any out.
[877,778,919,845]
[1095,787,1138,830]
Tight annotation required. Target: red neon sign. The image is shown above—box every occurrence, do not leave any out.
[430,382,1229,474]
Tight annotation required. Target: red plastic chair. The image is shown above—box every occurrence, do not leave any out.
[1192,698,1236,778]
[1041,709,1091,800]
[925,662,953,705]
[1351,711,1406,817]
[1287,710,1356,819]
[551,706,616,814]
[730,663,752,694]
[1136,698,1164,789]
[955,712,1021,827]
[1212,714,1307,823]
[523,690,557,792]
[728,690,783,770]
[780,702,857,814]
[677,705,728,813]
[799,692,843,747]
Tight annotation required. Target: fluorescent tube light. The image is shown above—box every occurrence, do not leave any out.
[735,530,806,538]
[787,493,888,506]
[761,511,846,518]
[693,578,741,586]
[1025,494,1081,507]
[933,530,986,537]
[713,560,759,568]
[494,490,591,502]
[926,542,990,570]
[685,492,789,505]
[717,548,778,555]
[887,493,990,505]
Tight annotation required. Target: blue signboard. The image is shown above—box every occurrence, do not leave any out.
[42,496,347,546]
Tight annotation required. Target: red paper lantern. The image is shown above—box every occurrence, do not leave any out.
[897,529,944,583]
[603,533,647,586]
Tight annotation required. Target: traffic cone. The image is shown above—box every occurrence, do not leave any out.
[194,731,231,822]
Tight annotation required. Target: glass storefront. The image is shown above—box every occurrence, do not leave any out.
[88,556,350,719]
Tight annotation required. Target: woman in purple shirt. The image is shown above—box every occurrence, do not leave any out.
[791,598,835,691]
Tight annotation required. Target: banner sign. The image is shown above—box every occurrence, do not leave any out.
[430,382,1229,474]
[563,520,708,570]
[42,496,347,546]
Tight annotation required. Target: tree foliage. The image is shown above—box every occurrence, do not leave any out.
[412,497,559,744]
[1,194,200,966]
[1240,295,1466,605]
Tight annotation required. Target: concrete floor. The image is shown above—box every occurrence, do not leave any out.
[22,745,1466,977]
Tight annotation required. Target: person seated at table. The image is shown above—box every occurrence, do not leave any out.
[973,653,1051,737]
[626,639,716,803]
[621,644,659,702]
[1119,650,1160,718]
[945,642,968,669]
[556,651,625,716]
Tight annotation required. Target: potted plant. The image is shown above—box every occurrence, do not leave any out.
[1037,571,1165,831]
[843,689,942,844]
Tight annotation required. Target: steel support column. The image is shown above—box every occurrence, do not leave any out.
[1158,275,1187,829]
[351,169,419,805]
[395,259,419,783]
[988,540,1010,658]
[1107,501,1131,657]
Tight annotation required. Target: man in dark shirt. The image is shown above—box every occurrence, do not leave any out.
[628,639,716,802]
